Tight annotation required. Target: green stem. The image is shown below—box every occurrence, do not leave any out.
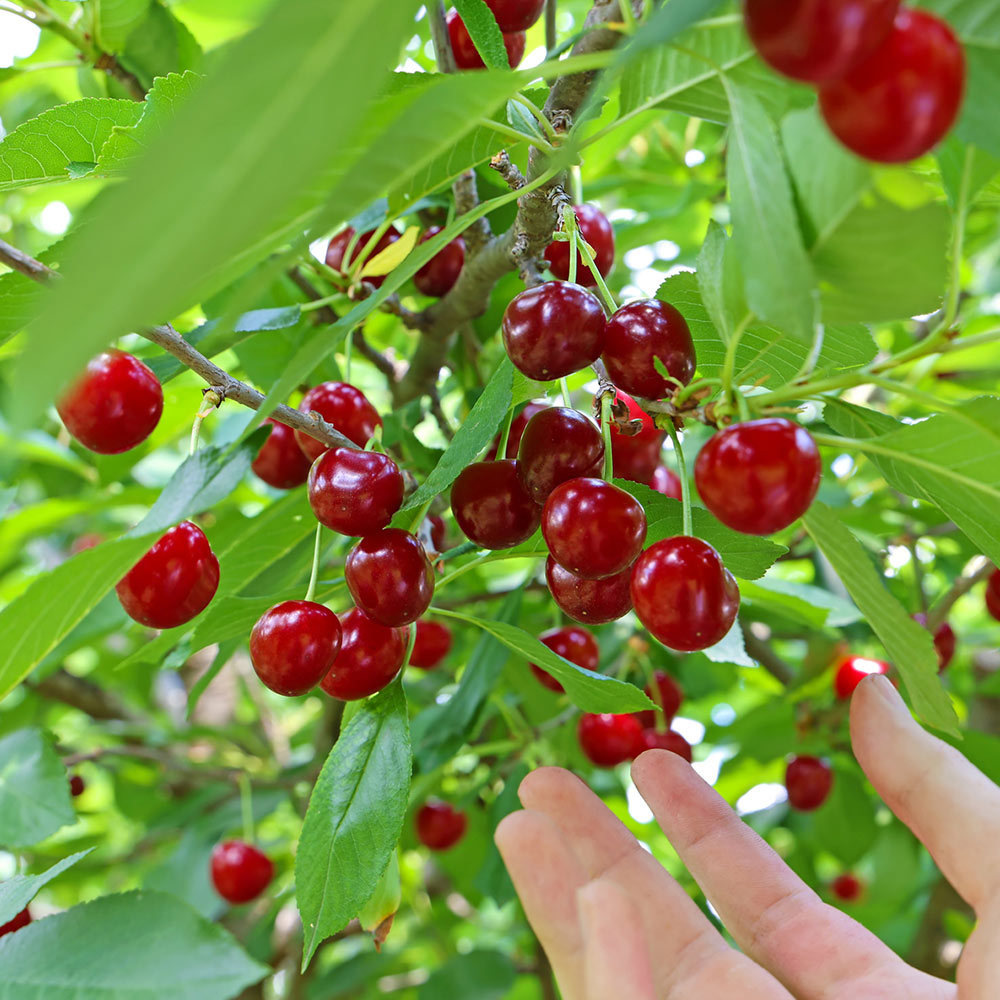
[578,238,617,313]
[570,164,584,205]
[601,392,613,481]
[479,117,554,152]
[664,419,692,536]
[560,378,573,409]
[409,497,435,535]
[343,328,353,384]
[514,92,557,141]
[496,405,516,459]
[720,312,751,404]
[941,145,973,335]
[239,774,254,843]
[189,414,206,456]
[401,623,417,670]
[304,523,323,602]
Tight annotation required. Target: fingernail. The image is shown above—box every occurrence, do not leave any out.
[863,672,903,710]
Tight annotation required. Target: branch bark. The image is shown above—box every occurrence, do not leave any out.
[926,557,993,631]
[28,668,139,721]
[740,622,794,686]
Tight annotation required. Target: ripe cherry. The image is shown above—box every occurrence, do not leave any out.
[831,872,864,903]
[210,840,274,904]
[636,670,683,728]
[250,600,342,696]
[252,418,312,489]
[69,774,86,797]
[743,0,899,84]
[0,908,31,937]
[544,204,615,286]
[320,606,407,700]
[834,655,890,699]
[326,226,400,288]
[639,728,693,762]
[415,800,467,851]
[116,522,220,630]
[346,529,434,628]
[486,0,545,31]
[56,350,163,454]
[308,447,404,537]
[517,406,605,505]
[502,281,606,381]
[578,713,644,767]
[610,391,664,485]
[447,9,525,69]
[785,755,833,811]
[414,227,465,297]
[428,514,447,552]
[912,613,956,672]
[818,8,965,163]
[602,299,696,400]
[487,401,548,460]
[410,620,453,669]
[451,460,541,550]
[631,537,739,651]
[545,556,633,625]
[542,478,646,580]
[295,381,381,462]
[694,418,822,536]
[986,568,1000,622]
[530,625,599,693]
[651,464,682,500]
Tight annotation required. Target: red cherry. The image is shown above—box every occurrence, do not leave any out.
[530,625,599,693]
[56,350,163,455]
[252,418,312,489]
[743,0,899,83]
[631,537,739,652]
[516,407,605,505]
[346,529,434,628]
[415,800,468,850]
[414,226,465,297]
[639,728,693,762]
[578,713,644,767]
[410,620,453,669]
[320,607,407,700]
[116,522,220,630]
[542,478,646,580]
[210,840,274,904]
[986,568,1000,622]
[694,418,822,536]
[295,382,381,462]
[486,0,545,31]
[543,204,615,287]
[602,299,696,400]
[69,774,85,797]
[250,600,342,696]
[502,281,606,381]
[912,613,956,672]
[785,755,833,811]
[818,9,965,163]
[0,907,31,937]
[650,464,682,500]
[636,670,684,728]
[428,515,447,552]
[308,447,404,537]
[326,226,400,288]
[447,9,526,68]
[451,460,541,550]
[610,392,664,485]
[545,555,633,625]
[833,655,890,699]
[487,401,548,460]
[831,872,864,903]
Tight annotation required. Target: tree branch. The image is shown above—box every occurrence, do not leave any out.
[926,557,993,631]
[740,622,794,686]
[28,668,139,721]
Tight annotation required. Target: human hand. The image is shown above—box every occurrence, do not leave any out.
[496,674,1000,999]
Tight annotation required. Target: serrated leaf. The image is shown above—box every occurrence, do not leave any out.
[0,729,75,847]
[453,0,507,70]
[812,769,878,866]
[0,850,92,927]
[740,575,861,628]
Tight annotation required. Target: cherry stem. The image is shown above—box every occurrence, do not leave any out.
[188,391,221,456]
[343,326,353,384]
[560,378,572,409]
[496,405,515,459]
[401,624,417,671]
[577,237,617,313]
[600,392,613,481]
[565,207,579,286]
[409,497,434,534]
[304,523,323,603]
[238,773,254,844]
[664,418,692,536]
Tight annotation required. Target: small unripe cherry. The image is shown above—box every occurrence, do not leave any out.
[210,840,274,904]
[415,800,467,850]
[785,755,833,811]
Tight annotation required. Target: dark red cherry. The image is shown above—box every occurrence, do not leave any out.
[912,613,956,672]
[326,226,400,288]
[517,407,605,505]
[415,800,467,850]
[210,840,274,904]
[346,529,434,628]
[636,670,683,729]
[447,9,525,69]
[428,514,448,552]
[695,418,822,536]
[631,537,739,652]
[530,625,600,693]
[602,300,696,400]
[320,607,407,700]
[56,349,163,455]
[116,522,220,629]
[545,556,633,625]
[831,873,864,903]
[610,391,664,485]
[414,226,465,297]
[69,774,85,797]
[252,418,312,489]
[651,464,682,500]
[250,600,342,696]
[785,755,833,811]
[451,460,541,550]
[542,478,646,580]
[987,569,1000,622]
[833,654,890,699]
[487,401,548,460]
[544,204,615,287]
[410,620,453,669]
[578,713,644,767]
[0,907,31,937]
[308,447,404,537]
[295,381,381,462]
[743,0,899,83]
[818,8,965,163]
[502,281,606,381]
[638,728,692,762]
[486,0,545,31]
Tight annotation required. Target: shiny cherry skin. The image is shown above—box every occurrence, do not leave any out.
[250,600,342,696]
[486,0,545,31]
[414,226,465,297]
[651,464,682,500]
[818,9,966,163]
[530,625,600,693]
[578,713,644,767]
[913,612,956,672]
[116,522,220,629]
[326,225,400,288]
[695,418,822,536]
[210,840,274,904]
[544,204,615,287]
[56,349,163,455]
[545,556,633,625]
[346,529,434,628]
[631,537,739,652]
[308,447,404,537]
[451,460,541,550]
[986,569,1000,622]
[487,401,548,460]
[252,418,312,489]
[410,620,453,669]
[639,728,693,761]
[69,774,86,797]
[743,0,899,84]
[321,607,407,700]
[831,873,864,903]
[517,407,605,505]
[636,670,683,728]
[0,907,31,937]
[785,755,833,812]
[502,281,606,381]
[610,391,665,485]
[428,514,447,552]
[542,478,646,580]
[295,381,381,462]
[834,655,890,699]
[415,800,467,851]
[602,300,696,400]
[447,9,525,69]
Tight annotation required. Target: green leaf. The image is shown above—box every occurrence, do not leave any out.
[696,220,745,340]
[812,768,878,866]
[0,850,92,926]
[473,762,529,904]
[296,681,411,967]
[418,951,517,1000]
[119,2,203,88]
[0,729,75,847]
[94,0,152,52]
[739,575,861,628]
[956,43,1000,157]
[453,0,508,70]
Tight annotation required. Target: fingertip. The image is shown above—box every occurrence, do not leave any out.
[630,747,688,787]
[494,808,543,855]
[850,673,909,744]
[518,765,586,809]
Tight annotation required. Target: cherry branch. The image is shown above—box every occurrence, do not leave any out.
[926,556,993,631]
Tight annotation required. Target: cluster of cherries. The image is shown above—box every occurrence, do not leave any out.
[445,0,546,70]
[744,0,965,163]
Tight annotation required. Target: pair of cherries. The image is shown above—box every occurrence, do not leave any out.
[446,0,546,70]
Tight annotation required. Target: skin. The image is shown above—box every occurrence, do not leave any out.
[497,674,998,999]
